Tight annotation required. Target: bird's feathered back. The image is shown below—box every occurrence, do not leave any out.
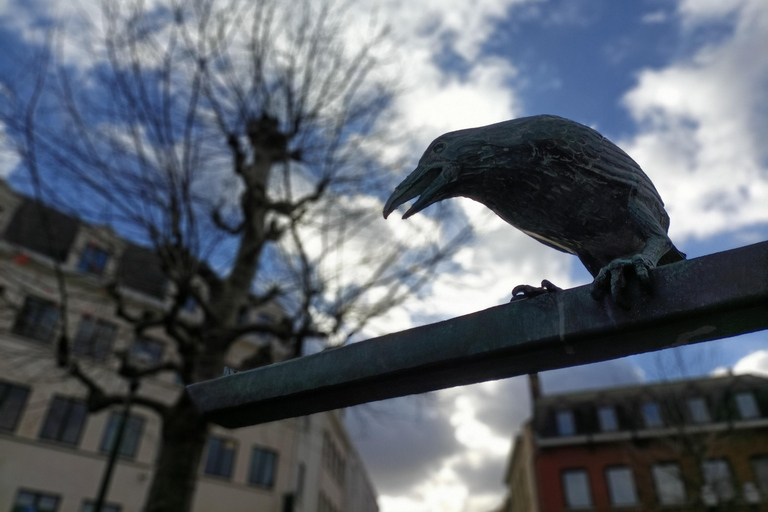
[443,115,670,230]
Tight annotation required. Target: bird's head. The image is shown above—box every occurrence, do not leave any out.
[383,129,486,219]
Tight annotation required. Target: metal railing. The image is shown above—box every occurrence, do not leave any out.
[187,241,768,428]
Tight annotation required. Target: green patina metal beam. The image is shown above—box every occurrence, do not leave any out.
[187,241,768,428]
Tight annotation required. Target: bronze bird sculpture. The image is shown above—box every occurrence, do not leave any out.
[383,115,685,308]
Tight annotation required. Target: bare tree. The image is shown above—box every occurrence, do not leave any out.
[619,349,750,511]
[0,0,467,510]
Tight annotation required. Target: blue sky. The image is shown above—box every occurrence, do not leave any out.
[2,1,768,511]
[347,2,768,511]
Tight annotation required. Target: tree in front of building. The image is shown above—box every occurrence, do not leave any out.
[0,1,466,510]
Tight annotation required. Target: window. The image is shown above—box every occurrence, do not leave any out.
[642,401,663,428]
[598,406,618,432]
[73,316,117,361]
[204,437,237,479]
[255,312,274,338]
[562,469,592,509]
[12,490,60,512]
[39,397,87,445]
[100,412,144,459]
[318,492,340,512]
[237,306,250,325]
[249,446,278,488]
[81,501,120,512]
[13,296,59,343]
[652,463,686,505]
[296,462,306,499]
[687,397,711,423]
[322,432,346,485]
[702,459,735,501]
[182,296,197,312]
[556,410,576,436]
[129,336,164,366]
[736,392,760,420]
[257,312,273,324]
[606,467,639,507]
[78,243,110,275]
[0,381,30,432]
[753,456,768,497]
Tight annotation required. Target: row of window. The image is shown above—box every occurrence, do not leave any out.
[12,295,164,364]
[11,490,120,512]
[555,392,762,436]
[322,432,346,486]
[562,457,768,509]
[1,386,144,458]
[318,491,342,512]
[204,435,279,487]
[0,382,279,488]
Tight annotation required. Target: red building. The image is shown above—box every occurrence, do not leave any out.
[502,373,768,511]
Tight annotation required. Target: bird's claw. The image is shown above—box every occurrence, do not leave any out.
[511,279,563,302]
[591,254,653,309]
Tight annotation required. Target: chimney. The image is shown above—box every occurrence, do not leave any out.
[528,373,541,402]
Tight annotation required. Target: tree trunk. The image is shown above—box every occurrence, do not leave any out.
[144,393,209,512]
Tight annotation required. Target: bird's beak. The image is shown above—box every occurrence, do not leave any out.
[383,163,451,220]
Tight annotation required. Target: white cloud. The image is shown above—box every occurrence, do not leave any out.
[641,10,668,24]
[677,0,749,23]
[620,0,768,241]
[396,56,520,140]
[732,350,768,376]
[542,359,646,394]
[0,123,20,177]
[348,375,530,512]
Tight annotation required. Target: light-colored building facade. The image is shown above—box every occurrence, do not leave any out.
[0,180,378,512]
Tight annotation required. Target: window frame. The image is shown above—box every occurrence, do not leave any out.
[751,455,768,498]
[39,396,88,446]
[604,465,639,508]
[203,436,237,479]
[687,396,711,424]
[318,491,340,512]
[641,401,663,428]
[651,462,687,506]
[0,380,30,432]
[735,391,760,420]
[12,296,60,343]
[701,458,736,502]
[12,489,61,512]
[597,405,619,432]
[80,500,121,512]
[556,409,576,436]
[561,468,593,510]
[249,445,278,488]
[77,242,111,276]
[72,315,118,362]
[129,335,165,366]
[322,431,346,486]
[99,411,145,459]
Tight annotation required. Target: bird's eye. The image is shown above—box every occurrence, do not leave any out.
[433,142,446,153]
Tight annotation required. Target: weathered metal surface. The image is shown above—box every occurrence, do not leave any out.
[187,241,768,428]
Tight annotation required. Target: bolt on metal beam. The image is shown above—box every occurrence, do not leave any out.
[187,241,768,428]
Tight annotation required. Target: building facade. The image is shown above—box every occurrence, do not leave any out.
[0,181,378,512]
[503,372,768,512]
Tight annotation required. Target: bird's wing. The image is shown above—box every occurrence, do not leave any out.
[590,135,671,233]
[493,116,670,232]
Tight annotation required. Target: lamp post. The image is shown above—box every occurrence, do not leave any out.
[93,378,139,512]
